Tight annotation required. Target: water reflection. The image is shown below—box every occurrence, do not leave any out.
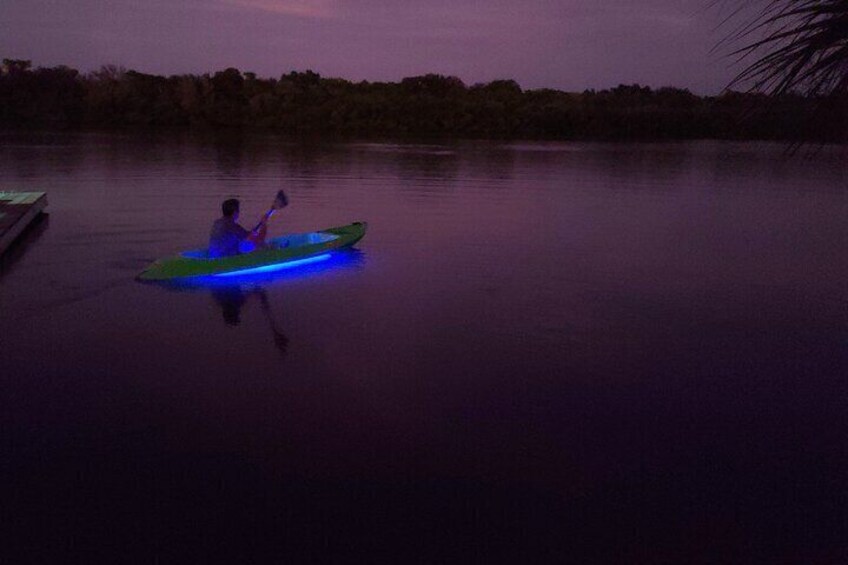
[143,249,366,356]
[4,134,847,562]
[211,130,248,177]
[0,132,87,179]
[469,143,516,181]
[211,285,290,356]
[0,213,50,280]
[396,146,460,183]
[211,285,250,326]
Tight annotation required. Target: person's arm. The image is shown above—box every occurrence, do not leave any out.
[233,223,251,240]
[235,222,261,253]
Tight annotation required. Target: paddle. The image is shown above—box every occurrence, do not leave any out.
[258,288,289,356]
[252,189,289,233]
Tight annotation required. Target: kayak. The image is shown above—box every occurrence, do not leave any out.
[138,221,367,281]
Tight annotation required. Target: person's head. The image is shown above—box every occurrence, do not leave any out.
[222,198,240,220]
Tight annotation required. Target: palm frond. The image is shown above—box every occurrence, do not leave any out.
[727,0,848,97]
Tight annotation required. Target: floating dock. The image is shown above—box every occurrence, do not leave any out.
[0,192,48,256]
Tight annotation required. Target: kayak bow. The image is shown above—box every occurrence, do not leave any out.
[138,221,367,281]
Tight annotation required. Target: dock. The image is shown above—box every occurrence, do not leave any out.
[0,192,48,256]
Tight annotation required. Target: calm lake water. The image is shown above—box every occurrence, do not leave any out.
[1,132,846,563]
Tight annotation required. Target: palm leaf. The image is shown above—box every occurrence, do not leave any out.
[725,0,848,97]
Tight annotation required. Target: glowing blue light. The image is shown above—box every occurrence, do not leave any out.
[238,240,257,254]
[213,253,332,278]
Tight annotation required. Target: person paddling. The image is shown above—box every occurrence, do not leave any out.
[208,191,287,258]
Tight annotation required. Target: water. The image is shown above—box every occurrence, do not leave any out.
[1,132,846,563]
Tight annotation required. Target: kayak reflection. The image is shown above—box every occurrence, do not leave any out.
[141,249,366,357]
[0,212,50,280]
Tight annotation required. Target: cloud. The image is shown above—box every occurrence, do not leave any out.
[222,0,335,18]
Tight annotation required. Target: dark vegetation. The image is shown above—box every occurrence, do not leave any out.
[1,59,845,141]
[727,0,848,98]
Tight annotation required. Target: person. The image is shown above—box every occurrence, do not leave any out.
[208,198,267,258]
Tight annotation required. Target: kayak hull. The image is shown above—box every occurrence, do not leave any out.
[138,221,367,281]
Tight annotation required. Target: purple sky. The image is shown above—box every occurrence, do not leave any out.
[1,0,738,93]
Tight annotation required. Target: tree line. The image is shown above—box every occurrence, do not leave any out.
[1,59,845,141]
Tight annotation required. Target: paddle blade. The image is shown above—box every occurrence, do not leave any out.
[272,190,289,209]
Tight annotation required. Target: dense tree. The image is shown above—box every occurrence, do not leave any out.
[0,59,844,141]
[0,59,84,126]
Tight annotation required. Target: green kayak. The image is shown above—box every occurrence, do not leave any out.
[138,221,367,281]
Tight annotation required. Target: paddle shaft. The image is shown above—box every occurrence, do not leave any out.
[252,209,275,233]
[251,189,288,233]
